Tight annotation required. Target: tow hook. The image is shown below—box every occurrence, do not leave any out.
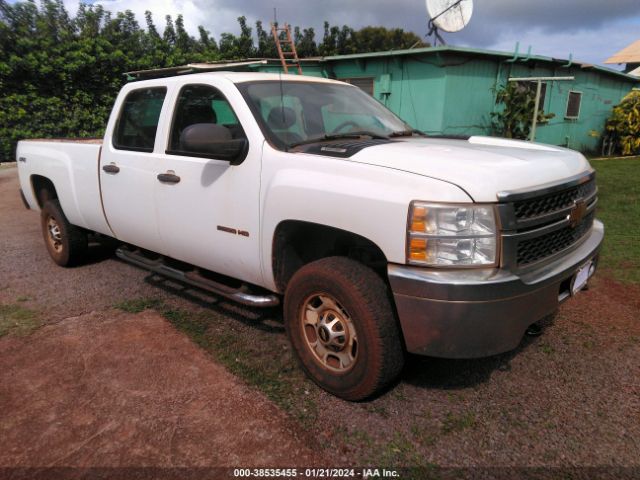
[526,323,542,337]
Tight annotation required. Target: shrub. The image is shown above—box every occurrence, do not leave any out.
[490,82,555,140]
[605,90,640,156]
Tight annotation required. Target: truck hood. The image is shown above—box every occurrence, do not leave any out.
[348,136,592,202]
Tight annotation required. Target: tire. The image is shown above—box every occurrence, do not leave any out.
[40,199,88,267]
[284,256,404,401]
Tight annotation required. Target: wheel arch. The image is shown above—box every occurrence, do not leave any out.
[30,175,59,209]
[271,220,389,293]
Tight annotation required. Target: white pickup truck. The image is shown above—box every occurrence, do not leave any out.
[17,72,603,400]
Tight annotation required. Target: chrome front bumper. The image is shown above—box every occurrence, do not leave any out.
[388,220,604,359]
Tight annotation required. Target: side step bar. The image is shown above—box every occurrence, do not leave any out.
[116,247,280,308]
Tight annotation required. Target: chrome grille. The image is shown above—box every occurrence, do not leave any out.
[516,212,595,266]
[498,172,598,269]
[513,178,597,221]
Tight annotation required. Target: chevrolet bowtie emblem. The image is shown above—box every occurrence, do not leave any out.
[568,199,587,228]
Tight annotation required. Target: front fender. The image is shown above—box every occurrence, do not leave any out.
[259,146,472,291]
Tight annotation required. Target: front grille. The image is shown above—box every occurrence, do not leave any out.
[516,211,595,266]
[514,179,596,221]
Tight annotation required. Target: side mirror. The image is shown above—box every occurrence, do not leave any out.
[172,123,249,165]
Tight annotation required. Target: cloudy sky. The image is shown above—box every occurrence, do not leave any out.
[63,0,639,68]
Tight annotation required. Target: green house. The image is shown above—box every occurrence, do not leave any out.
[130,46,640,153]
[239,46,640,153]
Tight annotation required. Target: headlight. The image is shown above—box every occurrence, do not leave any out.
[407,202,499,267]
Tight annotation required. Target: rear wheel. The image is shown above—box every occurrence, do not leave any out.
[284,257,404,401]
[41,200,88,267]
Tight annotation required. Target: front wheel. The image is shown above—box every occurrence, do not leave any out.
[41,199,88,267]
[284,257,404,401]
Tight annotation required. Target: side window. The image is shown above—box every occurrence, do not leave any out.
[168,84,246,155]
[113,87,167,152]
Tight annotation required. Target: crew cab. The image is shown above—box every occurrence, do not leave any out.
[17,72,603,400]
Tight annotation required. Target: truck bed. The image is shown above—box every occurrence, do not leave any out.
[16,139,112,236]
[24,138,103,144]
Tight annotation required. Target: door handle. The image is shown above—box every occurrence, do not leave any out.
[157,172,181,184]
[102,164,120,174]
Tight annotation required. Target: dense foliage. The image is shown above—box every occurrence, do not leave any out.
[490,82,554,140]
[0,0,426,161]
[605,90,640,156]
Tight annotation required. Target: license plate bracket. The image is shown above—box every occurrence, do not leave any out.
[571,260,593,295]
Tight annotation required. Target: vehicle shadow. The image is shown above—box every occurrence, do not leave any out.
[400,314,557,391]
[142,273,285,335]
[81,236,121,266]
[117,254,556,394]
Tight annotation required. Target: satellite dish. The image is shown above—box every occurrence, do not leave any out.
[426,0,473,33]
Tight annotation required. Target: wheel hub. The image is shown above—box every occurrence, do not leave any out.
[317,311,348,351]
[47,216,63,252]
[300,293,358,372]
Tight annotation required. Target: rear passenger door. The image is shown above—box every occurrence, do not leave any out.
[100,86,168,254]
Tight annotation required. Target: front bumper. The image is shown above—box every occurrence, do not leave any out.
[388,220,604,359]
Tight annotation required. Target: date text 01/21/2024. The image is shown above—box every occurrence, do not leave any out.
[232,468,399,478]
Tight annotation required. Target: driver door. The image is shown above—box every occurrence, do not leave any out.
[153,81,263,286]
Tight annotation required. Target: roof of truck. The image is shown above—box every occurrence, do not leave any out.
[219,72,342,84]
[126,65,343,85]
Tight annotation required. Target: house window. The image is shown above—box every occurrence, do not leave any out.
[342,77,375,96]
[565,91,582,119]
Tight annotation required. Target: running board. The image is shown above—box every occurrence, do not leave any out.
[116,247,280,308]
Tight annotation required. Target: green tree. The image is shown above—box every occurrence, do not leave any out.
[491,82,555,140]
[0,2,427,161]
[605,90,640,155]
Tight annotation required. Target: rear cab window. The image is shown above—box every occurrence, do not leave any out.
[113,87,167,152]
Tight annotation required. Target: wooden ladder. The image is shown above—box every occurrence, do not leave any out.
[271,23,303,75]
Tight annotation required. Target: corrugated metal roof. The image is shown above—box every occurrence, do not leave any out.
[321,45,639,82]
[605,39,640,64]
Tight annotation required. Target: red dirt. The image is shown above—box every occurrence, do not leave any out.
[0,309,323,468]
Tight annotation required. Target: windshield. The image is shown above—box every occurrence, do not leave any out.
[236,80,413,150]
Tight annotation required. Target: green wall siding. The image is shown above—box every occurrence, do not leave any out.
[249,49,638,153]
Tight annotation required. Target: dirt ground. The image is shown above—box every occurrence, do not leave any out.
[0,310,321,467]
[0,166,324,469]
[1,165,639,473]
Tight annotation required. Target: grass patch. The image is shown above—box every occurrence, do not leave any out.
[376,432,440,474]
[114,298,163,313]
[592,157,640,284]
[342,428,374,449]
[538,343,555,355]
[0,304,41,337]
[441,411,476,434]
[410,424,438,447]
[114,298,318,426]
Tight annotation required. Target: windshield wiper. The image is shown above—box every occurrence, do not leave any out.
[389,129,426,137]
[287,131,389,150]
